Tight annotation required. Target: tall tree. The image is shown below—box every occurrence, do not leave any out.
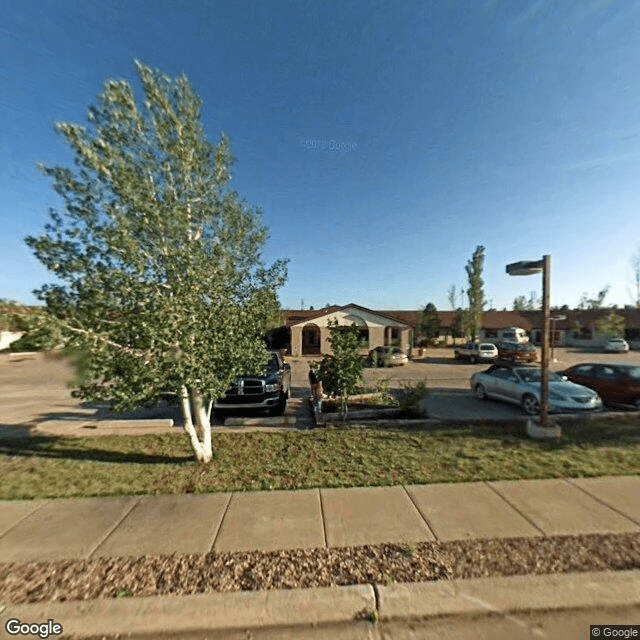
[578,286,610,309]
[418,302,440,345]
[512,290,541,311]
[26,61,288,463]
[464,246,486,341]
[447,285,457,311]
[629,247,640,308]
[450,309,464,345]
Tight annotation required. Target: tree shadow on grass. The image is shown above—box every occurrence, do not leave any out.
[0,435,194,464]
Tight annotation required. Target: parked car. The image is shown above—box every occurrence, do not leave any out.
[561,363,640,410]
[603,338,629,353]
[454,342,499,363]
[368,346,408,367]
[500,327,529,344]
[214,351,291,415]
[470,364,602,415]
[496,341,538,363]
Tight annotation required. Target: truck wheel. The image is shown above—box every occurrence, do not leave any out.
[270,392,287,416]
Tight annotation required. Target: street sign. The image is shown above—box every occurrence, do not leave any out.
[505,260,545,276]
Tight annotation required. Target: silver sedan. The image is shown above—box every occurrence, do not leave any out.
[470,364,602,415]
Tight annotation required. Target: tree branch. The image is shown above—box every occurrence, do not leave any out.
[62,323,150,357]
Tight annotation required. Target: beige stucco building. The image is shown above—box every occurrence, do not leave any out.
[287,304,412,357]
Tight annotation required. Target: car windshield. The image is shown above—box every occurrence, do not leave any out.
[515,368,563,383]
[480,345,494,350]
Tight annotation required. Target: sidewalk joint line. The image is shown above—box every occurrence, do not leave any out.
[210,492,234,552]
[0,499,49,541]
[483,482,547,536]
[401,485,438,541]
[564,478,640,527]
[87,497,141,559]
[318,489,328,548]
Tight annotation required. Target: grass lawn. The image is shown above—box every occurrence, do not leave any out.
[0,418,638,500]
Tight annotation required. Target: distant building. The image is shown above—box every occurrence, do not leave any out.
[278,305,640,355]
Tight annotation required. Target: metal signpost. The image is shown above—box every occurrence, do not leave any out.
[506,256,551,429]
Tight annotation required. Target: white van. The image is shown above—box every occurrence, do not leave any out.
[500,327,529,343]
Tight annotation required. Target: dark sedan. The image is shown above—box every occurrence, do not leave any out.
[561,363,640,410]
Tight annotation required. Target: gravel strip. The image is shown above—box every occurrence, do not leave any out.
[1,533,639,604]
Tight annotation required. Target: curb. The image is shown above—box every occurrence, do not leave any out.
[3,571,639,639]
[377,569,640,621]
[1,584,375,639]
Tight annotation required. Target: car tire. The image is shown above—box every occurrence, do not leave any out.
[270,392,287,416]
[634,397,640,411]
[522,394,540,415]
[474,384,487,400]
[469,355,477,364]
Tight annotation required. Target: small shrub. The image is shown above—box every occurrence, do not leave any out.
[397,380,428,418]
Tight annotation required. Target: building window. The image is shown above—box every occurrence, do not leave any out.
[484,330,498,338]
[573,327,593,340]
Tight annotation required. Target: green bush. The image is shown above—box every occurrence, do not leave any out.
[397,380,429,418]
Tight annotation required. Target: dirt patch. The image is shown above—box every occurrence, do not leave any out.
[1,533,638,604]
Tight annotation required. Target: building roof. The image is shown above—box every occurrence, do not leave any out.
[283,306,640,331]
[284,303,411,328]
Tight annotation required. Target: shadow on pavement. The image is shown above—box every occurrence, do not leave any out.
[410,356,459,365]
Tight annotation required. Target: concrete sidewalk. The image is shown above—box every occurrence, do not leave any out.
[2,477,640,639]
[1,476,639,562]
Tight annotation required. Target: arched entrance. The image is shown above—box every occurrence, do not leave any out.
[302,324,321,355]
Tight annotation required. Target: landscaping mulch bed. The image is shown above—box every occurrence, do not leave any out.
[2,532,639,604]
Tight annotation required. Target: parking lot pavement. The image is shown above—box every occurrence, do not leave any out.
[2,349,638,434]
[289,347,640,422]
[425,388,526,421]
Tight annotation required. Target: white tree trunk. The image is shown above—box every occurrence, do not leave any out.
[180,385,206,463]
[192,389,213,463]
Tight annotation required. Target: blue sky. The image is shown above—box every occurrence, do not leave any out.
[2,0,640,311]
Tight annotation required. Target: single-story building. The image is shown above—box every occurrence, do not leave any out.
[517,308,640,349]
[277,306,640,355]
[284,304,413,357]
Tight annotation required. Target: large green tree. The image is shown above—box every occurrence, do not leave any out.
[26,61,287,463]
[464,246,486,341]
[512,291,541,311]
[595,310,625,339]
[418,302,440,346]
